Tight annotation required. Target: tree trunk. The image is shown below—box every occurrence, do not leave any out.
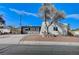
[45,12,49,34]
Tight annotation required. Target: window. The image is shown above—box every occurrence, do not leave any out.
[53,26,58,31]
[25,28,29,31]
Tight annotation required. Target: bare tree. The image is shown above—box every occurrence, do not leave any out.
[49,11,65,27]
[39,3,65,35]
[39,3,52,34]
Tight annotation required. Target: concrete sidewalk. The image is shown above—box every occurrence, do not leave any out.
[20,41,79,46]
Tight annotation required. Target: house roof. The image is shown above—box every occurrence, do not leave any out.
[22,26,41,28]
[72,29,79,31]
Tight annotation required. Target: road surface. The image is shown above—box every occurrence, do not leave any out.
[0,44,79,55]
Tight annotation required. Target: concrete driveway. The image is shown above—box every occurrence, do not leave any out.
[0,34,26,44]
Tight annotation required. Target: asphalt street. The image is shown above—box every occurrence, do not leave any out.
[0,44,79,55]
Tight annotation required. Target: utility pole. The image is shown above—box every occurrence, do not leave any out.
[19,15,22,34]
[19,15,22,28]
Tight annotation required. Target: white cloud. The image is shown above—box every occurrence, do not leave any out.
[66,14,79,19]
[9,8,38,17]
[9,8,79,20]
[9,8,24,14]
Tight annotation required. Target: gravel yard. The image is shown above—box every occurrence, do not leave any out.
[21,35,79,42]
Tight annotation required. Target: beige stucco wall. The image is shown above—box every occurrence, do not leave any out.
[71,30,79,36]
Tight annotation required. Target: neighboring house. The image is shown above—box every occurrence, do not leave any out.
[0,16,10,34]
[21,26,41,34]
[49,23,69,35]
[40,21,69,36]
[0,16,5,28]
[71,29,79,36]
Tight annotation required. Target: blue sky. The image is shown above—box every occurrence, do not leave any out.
[0,3,79,29]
